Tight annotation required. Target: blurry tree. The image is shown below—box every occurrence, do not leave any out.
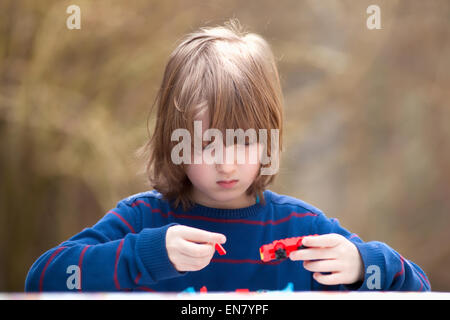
[0,0,449,291]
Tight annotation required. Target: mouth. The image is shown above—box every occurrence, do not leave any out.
[217,179,238,189]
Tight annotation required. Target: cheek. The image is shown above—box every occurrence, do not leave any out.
[242,162,261,180]
[254,143,265,161]
[243,143,264,165]
[185,164,211,186]
[240,147,262,180]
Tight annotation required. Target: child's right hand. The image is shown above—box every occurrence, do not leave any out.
[165,225,226,272]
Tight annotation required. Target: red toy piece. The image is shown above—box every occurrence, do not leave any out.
[259,235,318,262]
[200,286,208,293]
[215,243,227,255]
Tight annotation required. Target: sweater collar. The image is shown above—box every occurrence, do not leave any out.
[183,190,271,219]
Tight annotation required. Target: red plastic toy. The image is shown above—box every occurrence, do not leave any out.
[259,235,318,262]
[215,243,227,255]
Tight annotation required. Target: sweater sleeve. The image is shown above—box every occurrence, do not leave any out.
[311,213,431,291]
[25,199,185,292]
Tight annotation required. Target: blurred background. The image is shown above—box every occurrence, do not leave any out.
[0,0,449,292]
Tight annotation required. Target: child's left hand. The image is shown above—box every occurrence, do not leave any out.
[289,233,364,286]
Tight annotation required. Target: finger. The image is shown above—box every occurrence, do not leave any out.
[173,252,213,270]
[181,226,226,244]
[312,272,343,286]
[179,240,215,258]
[303,259,341,273]
[302,234,342,248]
[177,261,209,272]
[289,248,337,261]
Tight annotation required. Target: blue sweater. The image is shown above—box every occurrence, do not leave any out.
[25,189,430,292]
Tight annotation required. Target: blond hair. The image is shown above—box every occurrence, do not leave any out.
[137,19,284,211]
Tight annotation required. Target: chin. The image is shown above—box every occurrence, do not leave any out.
[216,189,251,202]
[209,193,238,202]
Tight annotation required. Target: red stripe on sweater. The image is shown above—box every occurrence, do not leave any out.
[137,286,155,292]
[114,239,125,290]
[156,210,317,225]
[417,271,430,287]
[211,258,283,265]
[78,245,91,292]
[132,200,317,225]
[134,272,142,284]
[109,211,135,233]
[131,200,150,208]
[394,255,405,279]
[410,260,430,289]
[39,246,67,292]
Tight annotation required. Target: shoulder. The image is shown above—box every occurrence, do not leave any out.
[264,190,340,234]
[264,189,325,216]
[118,189,167,207]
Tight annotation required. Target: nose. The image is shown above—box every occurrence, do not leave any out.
[216,161,236,175]
[215,144,238,174]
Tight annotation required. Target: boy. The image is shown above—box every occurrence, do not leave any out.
[25,20,430,292]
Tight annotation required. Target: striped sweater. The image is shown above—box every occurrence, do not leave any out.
[25,189,431,292]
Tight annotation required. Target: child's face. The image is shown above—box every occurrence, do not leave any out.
[184,111,263,209]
